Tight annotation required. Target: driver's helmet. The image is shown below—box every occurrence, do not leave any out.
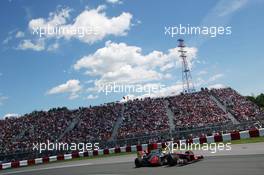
[162,148,168,154]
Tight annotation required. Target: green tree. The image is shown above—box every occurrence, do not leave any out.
[247,93,264,109]
[255,93,264,108]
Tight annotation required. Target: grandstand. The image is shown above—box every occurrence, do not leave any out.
[0,87,263,163]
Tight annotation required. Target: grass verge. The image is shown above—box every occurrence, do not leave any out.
[229,136,264,144]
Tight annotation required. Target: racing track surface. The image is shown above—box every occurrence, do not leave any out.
[1,143,264,175]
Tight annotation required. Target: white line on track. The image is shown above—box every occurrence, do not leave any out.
[0,162,93,175]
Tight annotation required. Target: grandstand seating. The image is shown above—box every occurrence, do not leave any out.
[0,87,263,162]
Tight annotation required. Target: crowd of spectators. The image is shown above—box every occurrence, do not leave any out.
[117,97,169,139]
[0,108,74,162]
[0,107,75,161]
[211,88,264,121]
[167,90,231,129]
[61,103,122,144]
[0,87,263,162]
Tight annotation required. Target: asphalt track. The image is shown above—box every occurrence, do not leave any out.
[1,142,264,175]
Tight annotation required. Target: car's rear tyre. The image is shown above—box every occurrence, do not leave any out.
[182,158,188,164]
[135,158,141,168]
[167,154,177,166]
[185,151,193,161]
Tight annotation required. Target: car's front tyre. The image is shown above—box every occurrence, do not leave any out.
[135,158,142,168]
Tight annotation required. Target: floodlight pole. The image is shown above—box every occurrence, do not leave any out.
[178,39,196,94]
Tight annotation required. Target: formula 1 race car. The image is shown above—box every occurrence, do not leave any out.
[166,150,204,166]
[134,149,203,167]
[134,149,168,167]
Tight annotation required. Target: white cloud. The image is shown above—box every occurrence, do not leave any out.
[146,84,183,97]
[47,79,82,99]
[197,70,208,76]
[23,6,32,20]
[218,0,248,17]
[0,94,8,106]
[47,42,59,51]
[28,6,132,44]
[3,113,20,118]
[15,8,71,51]
[16,6,132,51]
[18,39,45,51]
[208,83,226,89]
[17,39,60,52]
[29,8,71,32]
[15,31,25,38]
[208,73,224,82]
[195,73,224,87]
[74,41,197,88]
[2,36,12,45]
[189,0,249,47]
[2,30,17,45]
[85,80,94,84]
[106,0,122,4]
[86,94,98,100]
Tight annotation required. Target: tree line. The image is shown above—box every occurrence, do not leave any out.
[246,93,264,109]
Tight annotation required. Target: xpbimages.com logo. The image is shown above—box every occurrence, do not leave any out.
[31,25,100,38]
[164,140,232,154]
[32,140,100,153]
[165,24,232,38]
[97,82,166,96]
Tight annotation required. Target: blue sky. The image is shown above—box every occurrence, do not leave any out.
[0,0,264,117]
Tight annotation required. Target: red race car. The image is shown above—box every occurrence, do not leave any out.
[167,150,204,166]
[134,149,203,167]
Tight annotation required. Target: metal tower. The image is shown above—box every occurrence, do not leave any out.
[178,39,196,94]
